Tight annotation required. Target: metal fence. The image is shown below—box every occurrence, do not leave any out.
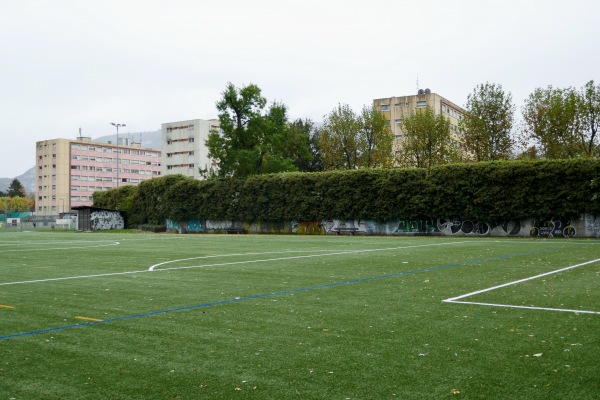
[0,213,78,230]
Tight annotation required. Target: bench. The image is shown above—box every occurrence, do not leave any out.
[333,226,359,235]
[226,227,245,234]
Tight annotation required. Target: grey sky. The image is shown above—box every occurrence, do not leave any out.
[1,0,598,178]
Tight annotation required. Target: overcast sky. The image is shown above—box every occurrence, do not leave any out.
[1,0,598,178]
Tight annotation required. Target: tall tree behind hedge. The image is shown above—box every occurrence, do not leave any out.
[398,106,457,171]
[461,82,515,161]
[580,80,600,157]
[521,85,584,159]
[206,82,309,177]
[358,105,394,168]
[319,104,392,170]
[290,119,323,172]
[319,103,361,170]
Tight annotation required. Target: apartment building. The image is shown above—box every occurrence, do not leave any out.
[35,137,161,215]
[373,89,466,151]
[161,119,219,179]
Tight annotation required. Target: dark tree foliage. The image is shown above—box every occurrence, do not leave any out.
[206,83,310,178]
[7,178,26,197]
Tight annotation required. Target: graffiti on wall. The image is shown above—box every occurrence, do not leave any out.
[205,220,233,230]
[529,218,575,238]
[584,214,600,237]
[169,214,596,238]
[167,220,205,233]
[90,210,124,230]
[291,221,325,235]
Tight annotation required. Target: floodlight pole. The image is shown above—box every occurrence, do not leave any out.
[110,123,126,187]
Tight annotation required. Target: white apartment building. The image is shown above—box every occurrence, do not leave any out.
[161,119,219,179]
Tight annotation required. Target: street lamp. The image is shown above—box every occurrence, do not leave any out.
[110,123,126,187]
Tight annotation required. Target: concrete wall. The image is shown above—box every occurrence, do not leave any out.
[167,214,600,238]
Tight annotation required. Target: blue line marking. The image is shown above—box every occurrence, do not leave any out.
[0,244,581,341]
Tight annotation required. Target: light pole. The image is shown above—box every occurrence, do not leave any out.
[110,123,126,187]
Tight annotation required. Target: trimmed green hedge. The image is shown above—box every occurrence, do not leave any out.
[93,159,600,227]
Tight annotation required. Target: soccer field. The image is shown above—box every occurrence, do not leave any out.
[1,231,599,399]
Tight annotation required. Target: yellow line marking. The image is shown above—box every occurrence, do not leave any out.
[0,304,15,309]
[74,316,103,322]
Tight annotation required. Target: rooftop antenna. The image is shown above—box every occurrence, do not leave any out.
[416,76,420,92]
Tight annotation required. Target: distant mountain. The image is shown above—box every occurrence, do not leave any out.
[1,130,162,195]
[0,167,36,196]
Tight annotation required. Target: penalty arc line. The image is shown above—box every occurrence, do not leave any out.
[147,241,470,271]
[0,241,470,286]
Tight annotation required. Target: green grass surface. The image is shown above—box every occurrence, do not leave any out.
[1,231,599,399]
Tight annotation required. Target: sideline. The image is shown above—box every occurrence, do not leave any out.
[443,258,600,315]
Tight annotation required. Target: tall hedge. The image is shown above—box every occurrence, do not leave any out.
[94,160,600,227]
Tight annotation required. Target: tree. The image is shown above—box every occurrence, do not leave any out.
[7,178,26,197]
[397,106,456,171]
[358,105,393,168]
[206,82,309,177]
[318,103,392,170]
[319,104,360,170]
[460,82,515,161]
[0,196,32,212]
[289,118,323,172]
[521,85,584,159]
[580,80,600,157]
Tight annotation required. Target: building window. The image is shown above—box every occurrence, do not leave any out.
[416,101,427,108]
[189,137,195,142]
[395,119,402,124]
[380,104,390,111]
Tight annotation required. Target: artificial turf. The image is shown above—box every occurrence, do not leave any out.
[1,231,598,399]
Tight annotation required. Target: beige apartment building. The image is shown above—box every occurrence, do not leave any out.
[161,119,219,179]
[35,136,161,215]
[373,89,466,152]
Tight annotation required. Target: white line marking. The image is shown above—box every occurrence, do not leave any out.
[147,241,468,271]
[443,300,600,315]
[1,242,120,252]
[443,258,600,314]
[1,241,468,286]
[0,240,121,247]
